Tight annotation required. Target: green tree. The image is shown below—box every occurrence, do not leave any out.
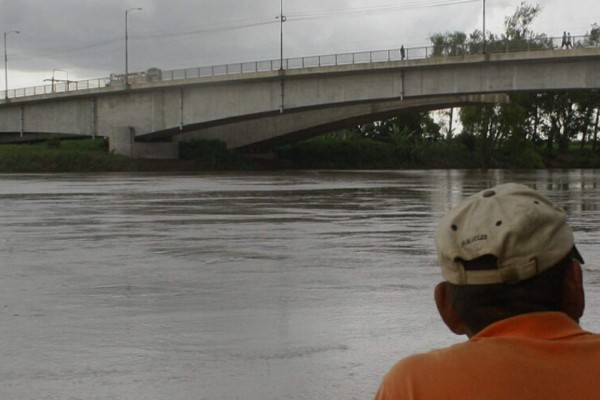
[424,2,599,166]
[356,113,441,144]
[429,32,469,56]
[456,1,563,162]
[460,104,504,167]
[504,1,541,40]
[586,23,600,47]
[500,2,554,52]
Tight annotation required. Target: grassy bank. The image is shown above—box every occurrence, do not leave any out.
[0,139,136,172]
[0,138,263,173]
[275,135,600,170]
[0,138,187,173]
[0,136,599,173]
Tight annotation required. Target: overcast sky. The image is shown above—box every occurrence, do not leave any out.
[1,0,598,89]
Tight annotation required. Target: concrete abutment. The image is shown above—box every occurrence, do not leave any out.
[109,126,178,159]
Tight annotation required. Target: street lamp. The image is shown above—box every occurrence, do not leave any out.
[125,7,142,87]
[275,0,287,113]
[482,0,486,54]
[276,0,286,70]
[4,30,20,100]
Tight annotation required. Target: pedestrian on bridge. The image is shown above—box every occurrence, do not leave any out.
[400,45,406,60]
[375,183,600,400]
[562,31,568,48]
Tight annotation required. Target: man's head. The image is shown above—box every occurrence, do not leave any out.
[432,183,585,337]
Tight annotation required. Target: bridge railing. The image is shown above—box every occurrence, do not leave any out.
[4,78,111,99]
[2,34,597,101]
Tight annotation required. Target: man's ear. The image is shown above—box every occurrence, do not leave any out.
[562,260,585,323]
[434,282,470,336]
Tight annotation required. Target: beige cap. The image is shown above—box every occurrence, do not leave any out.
[435,183,583,285]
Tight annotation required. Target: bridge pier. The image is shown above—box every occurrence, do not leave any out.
[109,126,179,159]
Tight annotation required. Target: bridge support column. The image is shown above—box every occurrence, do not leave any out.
[109,126,179,159]
[109,127,134,157]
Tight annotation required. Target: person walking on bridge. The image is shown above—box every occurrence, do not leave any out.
[375,183,600,400]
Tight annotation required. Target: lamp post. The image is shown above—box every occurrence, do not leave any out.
[4,30,20,100]
[482,0,486,54]
[125,7,142,87]
[275,0,287,113]
[276,0,286,70]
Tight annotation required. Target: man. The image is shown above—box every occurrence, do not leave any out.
[375,183,600,400]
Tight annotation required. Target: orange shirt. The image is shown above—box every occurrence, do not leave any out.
[375,312,600,400]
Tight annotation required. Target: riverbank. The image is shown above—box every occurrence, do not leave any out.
[0,137,599,173]
[0,139,213,173]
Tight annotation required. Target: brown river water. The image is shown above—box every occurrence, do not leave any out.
[0,169,599,399]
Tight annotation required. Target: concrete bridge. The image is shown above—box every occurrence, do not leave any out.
[1,47,600,158]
